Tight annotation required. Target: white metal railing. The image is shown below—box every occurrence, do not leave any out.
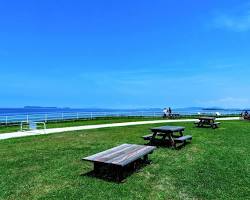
[0,110,240,126]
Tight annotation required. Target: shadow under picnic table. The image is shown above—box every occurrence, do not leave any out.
[81,158,152,183]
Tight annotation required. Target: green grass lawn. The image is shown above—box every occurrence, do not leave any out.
[0,117,162,134]
[0,120,249,200]
[0,115,239,134]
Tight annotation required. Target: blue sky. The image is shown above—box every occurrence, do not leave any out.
[1,0,250,108]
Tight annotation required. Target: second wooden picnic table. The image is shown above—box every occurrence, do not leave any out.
[195,117,220,129]
[143,126,192,149]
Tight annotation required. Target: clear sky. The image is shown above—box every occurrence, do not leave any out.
[1,0,250,108]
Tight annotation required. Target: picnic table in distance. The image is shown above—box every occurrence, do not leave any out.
[169,113,180,119]
[241,111,250,120]
[142,126,192,149]
[243,115,250,120]
[163,113,180,119]
[194,116,220,129]
[82,144,156,182]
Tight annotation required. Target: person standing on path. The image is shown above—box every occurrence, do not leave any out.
[163,108,168,118]
[168,107,172,115]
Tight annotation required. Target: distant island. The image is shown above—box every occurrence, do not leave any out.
[24,106,59,109]
[202,107,243,111]
[203,107,225,111]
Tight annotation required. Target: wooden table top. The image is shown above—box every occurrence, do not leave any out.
[198,117,215,120]
[151,126,185,133]
[83,144,156,167]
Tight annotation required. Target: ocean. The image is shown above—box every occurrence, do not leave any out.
[0,107,243,124]
[0,107,243,116]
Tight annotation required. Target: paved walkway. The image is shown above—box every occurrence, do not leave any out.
[0,117,240,140]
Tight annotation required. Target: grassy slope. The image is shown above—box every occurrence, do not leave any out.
[0,121,249,200]
[0,117,162,134]
[0,115,239,134]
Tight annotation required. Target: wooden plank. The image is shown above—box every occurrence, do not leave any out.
[110,146,156,166]
[93,145,142,163]
[83,144,131,161]
[151,126,185,133]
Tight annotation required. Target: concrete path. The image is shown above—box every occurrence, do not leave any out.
[0,117,240,141]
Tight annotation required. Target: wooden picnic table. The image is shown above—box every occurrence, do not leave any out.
[195,117,220,129]
[244,115,250,120]
[82,143,156,182]
[169,113,180,119]
[142,126,192,149]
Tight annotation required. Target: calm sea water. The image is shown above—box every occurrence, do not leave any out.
[0,107,243,123]
[0,107,243,116]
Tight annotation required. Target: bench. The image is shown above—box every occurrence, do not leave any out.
[212,122,220,129]
[174,135,192,142]
[20,121,46,132]
[82,144,156,182]
[142,134,153,140]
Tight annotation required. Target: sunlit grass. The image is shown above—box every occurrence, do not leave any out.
[0,120,249,199]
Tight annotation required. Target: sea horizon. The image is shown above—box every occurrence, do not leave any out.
[0,106,246,116]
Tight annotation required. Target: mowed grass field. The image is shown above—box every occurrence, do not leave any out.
[0,115,238,134]
[0,120,249,200]
[0,117,162,134]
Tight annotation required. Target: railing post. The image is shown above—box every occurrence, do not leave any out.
[90,112,93,119]
[26,114,29,123]
[76,112,79,120]
[5,116,8,125]
[45,114,47,123]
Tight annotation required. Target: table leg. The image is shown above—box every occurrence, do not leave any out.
[94,162,103,175]
[162,134,167,144]
[168,133,176,148]
[115,165,124,182]
[150,131,157,145]
[143,154,150,164]
[179,130,183,136]
[210,120,215,128]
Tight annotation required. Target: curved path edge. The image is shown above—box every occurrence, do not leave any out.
[0,117,240,140]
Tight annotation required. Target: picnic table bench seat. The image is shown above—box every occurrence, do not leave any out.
[143,133,192,144]
[212,122,220,128]
[142,134,153,140]
[82,144,156,182]
[174,135,192,142]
